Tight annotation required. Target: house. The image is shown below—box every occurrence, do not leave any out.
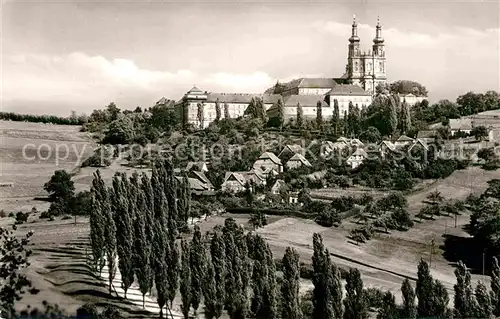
[407,139,429,153]
[186,161,208,172]
[289,192,299,204]
[349,138,365,148]
[320,138,352,158]
[394,135,415,147]
[346,149,368,169]
[378,140,396,158]
[450,118,473,136]
[175,170,214,195]
[253,152,283,173]
[221,170,266,193]
[255,166,280,178]
[270,179,286,195]
[417,130,437,143]
[278,144,304,160]
[286,153,312,169]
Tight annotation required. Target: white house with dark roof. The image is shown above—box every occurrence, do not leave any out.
[221,170,266,193]
[346,148,368,169]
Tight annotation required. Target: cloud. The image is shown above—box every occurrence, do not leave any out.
[2,52,284,115]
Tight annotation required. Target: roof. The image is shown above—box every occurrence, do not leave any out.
[187,86,204,95]
[175,176,211,191]
[279,144,304,157]
[190,171,214,189]
[396,135,415,142]
[450,118,473,130]
[271,179,285,190]
[328,84,371,96]
[186,161,207,171]
[417,130,437,138]
[223,172,246,186]
[287,153,312,167]
[282,95,329,108]
[379,140,396,151]
[297,78,337,88]
[257,152,282,165]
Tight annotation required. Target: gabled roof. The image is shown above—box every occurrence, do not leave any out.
[378,140,396,151]
[328,84,371,96]
[449,118,473,130]
[187,86,204,95]
[287,153,312,167]
[336,137,350,143]
[396,135,415,142]
[279,144,304,157]
[190,171,214,189]
[297,78,337,88]
[223,172,247,186]
[186,161,207,171]
[175,176,211,191]
[350,138,364,146]
[256,152,282,165]
[271,179,286,191]
[417,130,437,139]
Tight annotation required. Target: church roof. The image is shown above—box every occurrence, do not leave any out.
[283,95,329,108]
[187,86,204,95]
[297,78,337,88]
[205,93,281,104]
[328,84,371,96]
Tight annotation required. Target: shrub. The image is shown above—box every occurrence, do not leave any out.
[364,287,385,309]
[0,210,6,218]
[8,212,14,218]
[81,147,113,167]
[39,211,52,219]
[15,211,29,224]
[315,209,341,227]
[61,215,72,220]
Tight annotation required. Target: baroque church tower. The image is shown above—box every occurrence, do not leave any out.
[346,16,387,95]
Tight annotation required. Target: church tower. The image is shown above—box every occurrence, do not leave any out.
[346,15,362,87]
[370,17,387,92]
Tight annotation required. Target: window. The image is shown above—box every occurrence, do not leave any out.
[380,62,384,72]
[354,61,359,71]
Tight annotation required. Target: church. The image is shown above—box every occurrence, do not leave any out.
[173,16,389,128]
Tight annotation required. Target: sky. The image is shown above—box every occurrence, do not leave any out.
[2,0,499,116]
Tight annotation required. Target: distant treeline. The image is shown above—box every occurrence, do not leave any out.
[0,112,87,125]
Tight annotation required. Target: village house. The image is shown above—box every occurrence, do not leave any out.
[286,153,312,169]
[270,179,286,195]
[278,144,304,161]
[346,148,368,169]
[449,118,473,136]
[185,161,208,172]
[221,170,266,193]
[394,135,415,147]
[253,152,283,174]
[175,170,214,195]
[377,140,396,158]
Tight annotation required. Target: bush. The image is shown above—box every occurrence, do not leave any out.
[39,211,52,219]
[8,212,14,218]
[81,147,113,167]
[0,209,6,218]
[61,215,72,220]
[364,287,385,309]
[15,211,29,224]
[315,209,341,227]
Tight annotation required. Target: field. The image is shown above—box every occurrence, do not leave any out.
[2,120,500,315]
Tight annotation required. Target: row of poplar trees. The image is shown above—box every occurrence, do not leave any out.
[89,160,191,318]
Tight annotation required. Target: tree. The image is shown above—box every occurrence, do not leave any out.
[44,170,75,211]
[281,247,302,319]
[400,99,411,134]
[197,103,205,129]
[416,259,434,317]
[210,228,226,319]
[89,194,106,273]
[180,240,192,319]
[0,226,34,318]
[343,268,368,319]
[359,126,381,143]
[277,98,285,130]
[453,261,475,318]
[316,101,323,130]
[330,262,344,318]
[312,233,334,319]
[332,99,340,135]
[224,103,230,119]
[475,281,493,318]
[297,102,304,129]
[215,98,222,122]
[190,226,206,314]
[106,102,121,121]
[389,80,428,97]
[102,114,135,144]
[401,278,416,319]
[388,94,399,136]
[472,125,489,141]
[133,192,152,308]
[491,256,500,316]
[377,291,398,319]
[203,257,218,319]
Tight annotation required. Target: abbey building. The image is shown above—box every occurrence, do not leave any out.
[172,16,390,128]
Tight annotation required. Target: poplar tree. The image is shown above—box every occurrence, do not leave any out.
[475,281,493,318]
[330,262,343,318]
[454,261,475,318]
[89,194,105,273]
[388,95,399,136]
[491,256,500,316]
[281,247,302,319]
[276,97,285,130]
[296,102,304,129]
[166,240,179,309]
[153,219,168,318]
[377,291,398,319]
[256,97,267,122]
[215,98,221,122]
[347,101,355,137]
[98,176,116,295]
[316,101,323,130]
[190,225,206,314]
[197,102,205,128]
[312,233,334,319]
[180,239,192,319]
[246,98,258,118]
[416,259,434,317]
[224,102,230,119]
[343,268,368,319]
[400,99,411,134]
[433,280,450,318]
[133,191,152,308]
[333,99,340,135]
[210,227,226,318]
[203,256,218,319]
[401,278,416,319]
[112,173,134,299]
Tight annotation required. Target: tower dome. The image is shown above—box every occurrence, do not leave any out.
[373,16,384,44]
[349,14,360,43]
